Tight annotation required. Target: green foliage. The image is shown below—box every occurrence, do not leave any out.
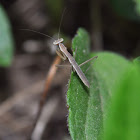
[109,0,140,21]
[133,56,140,65]
[67,28,134,140]
[134,0,140,15]
[103,64,140,140]
[0,5,14,67]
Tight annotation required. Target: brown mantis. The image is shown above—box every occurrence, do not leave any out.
[53,38,97,88]
[53,9,97,88]
[21,8,98,88]
[21,7,98,88]
[21,28,97,88]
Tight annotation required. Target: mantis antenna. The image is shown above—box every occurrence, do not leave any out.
[57,8,67,39]
[20,29,55,41]
[20,8,67,41]
[20,10,97,88]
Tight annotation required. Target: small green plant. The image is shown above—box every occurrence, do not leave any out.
[67,28,140,140]
[0,5,14,67]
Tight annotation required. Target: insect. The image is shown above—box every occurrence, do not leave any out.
[21,28,98,88]
[53,38,98,88]
[21,10,98,88]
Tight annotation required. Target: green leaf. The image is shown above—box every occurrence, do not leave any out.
[103,64,140,140]
[0,5,14,67]
[133,56,140,65]
[67,28,131,140]
[134,0,140,15]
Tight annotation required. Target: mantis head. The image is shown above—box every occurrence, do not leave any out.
[53,38,64,45]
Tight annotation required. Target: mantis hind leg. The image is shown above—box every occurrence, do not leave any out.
[79,56,98,67]
[79,56,98,73]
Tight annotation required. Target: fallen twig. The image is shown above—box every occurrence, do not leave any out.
[30,55,61,138]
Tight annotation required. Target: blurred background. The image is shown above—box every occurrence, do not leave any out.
[0,0,140,139]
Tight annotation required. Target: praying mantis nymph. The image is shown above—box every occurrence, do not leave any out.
[53,38,97,88]
[21,29,98,88]
[52,9,97,88]
[21,8,98,88]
